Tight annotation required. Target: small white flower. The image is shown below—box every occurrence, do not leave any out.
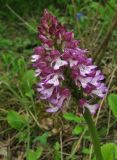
[78,76,92,88]
[46,106,59,112]
[91,83,106,98]
[69,59,78,67]
[53,58,67,70]
[35,69,41,77]
[31,55,40,62]
[47,74,60,86]
[79,64,96,76]
[40,86,55,98]
[85,103,99,115]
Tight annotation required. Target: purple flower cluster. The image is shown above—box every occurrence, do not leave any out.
[31,10,107,114]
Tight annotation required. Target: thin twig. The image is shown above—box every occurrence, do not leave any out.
[94,10,117,64]
[71,0,84,48]
[88,5,101,49]
[29,110,42,128]
[60,131,63,160]
[106,109,111,137]
[6,4,37,33]
[67,128,86,160]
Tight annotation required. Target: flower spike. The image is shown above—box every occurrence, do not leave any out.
[32,10,107,114]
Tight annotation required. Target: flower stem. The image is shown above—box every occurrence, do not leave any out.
[83,108,103,160]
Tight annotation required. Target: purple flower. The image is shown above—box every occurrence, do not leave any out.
[79,99,99,115]
[31,9,107,114]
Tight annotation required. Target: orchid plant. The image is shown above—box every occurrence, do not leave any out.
[31,9,107,160]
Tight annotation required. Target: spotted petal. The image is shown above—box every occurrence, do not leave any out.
[79,64,97,76]
[52,58,68,70]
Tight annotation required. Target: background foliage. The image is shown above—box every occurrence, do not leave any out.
[0,0,117,159]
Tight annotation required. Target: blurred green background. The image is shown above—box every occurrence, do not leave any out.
[0,0,117,159]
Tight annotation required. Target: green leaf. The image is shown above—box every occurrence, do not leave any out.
[12,57,26,74]
[35,148,43,159]
[34,132,50,145]
[93,143,117,160]
[27,150,36,160]
[18,58,26,76]
[72,125,83,135]
[54,142,60,151]
[7,110,27,130]
[108,94,117,118]
[54,153,61,160]
[26,147,43,160]
[82,148,90,154]
[101,143,117,160]
[18,130,28,143]
[54,142,61,160]
[1,53,13,66]
[63,112,81,123]
[21,70,36,97]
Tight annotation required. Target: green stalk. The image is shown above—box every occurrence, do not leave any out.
[83,108,103,160]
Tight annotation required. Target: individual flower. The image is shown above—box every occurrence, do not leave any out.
[31,9,107,114]
[79,99,99,115]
